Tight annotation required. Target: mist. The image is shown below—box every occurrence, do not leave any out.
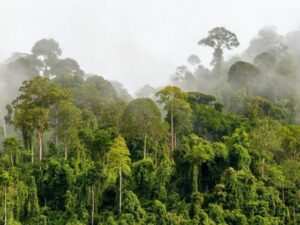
[3,2,300,224]
[1,0,300,93]
[1,1,300,119]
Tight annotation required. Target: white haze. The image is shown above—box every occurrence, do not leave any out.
[1,0,300,93]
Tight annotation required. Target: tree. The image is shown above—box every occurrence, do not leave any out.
[54,102,82,160]
[171,65,190,82]
[225,128,251,171]
[41,159,74,211]
[198,27,239,74]
[11,76,69,162]
[207,204,226,224]
[184,134,214,193]
[52,58,84,78]
[110,81,132,100]
[243,96,289,121]
[136,85,156,98]
[31,39,62,77]
[0,171,12,225]
[228,61,260,96]
[122,98,163,159]
[131,158,155,198]
[253,52,277,73]
[152,200,168,225]
[8,105,36,162]
[73,75,117,115]
[52,58,84,89]
[2,29,300,225]
[26,176,40,218]
[3,137,21,167]
[85,163,107,225]
[171,66,196,91]
[187,54,201,68]
[250,120,281,177]
[156,86,192,154]
[107,136,131,214]
[187,92,217,107]
[280,125,300,161]
[122,191,146,222]
[0,114,7,140]
[98,98,127,131]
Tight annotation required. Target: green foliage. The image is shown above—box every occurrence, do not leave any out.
[224,209,248,225]
[207,204,226,225]
[3,137,21,166]
[228,62,260,91]
[156,86,192,153]
[122,191,146,222]
[225,128,251,170]
[131,158,155,198]
[121,98,164,160]
[107,135,131,176]
[31,38,62,77]
[244,97,293,122]
[2,35,300,225]
[40,159,75,210]
[192,103,249,141]
[184,134,214,192]
[152,200,168,225]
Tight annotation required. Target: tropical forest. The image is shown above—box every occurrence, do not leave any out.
[1,24,300,225]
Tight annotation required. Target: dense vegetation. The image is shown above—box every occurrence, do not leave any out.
[1,27,300,224]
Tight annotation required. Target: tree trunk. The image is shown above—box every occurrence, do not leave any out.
[174,133,177,148]
[10,149,13,167]
[55,135,58,147]
[31,138,34,164]
[282,187,285,203]
[119,167,122,215]
[154,144,157,166]
[91,185,95,225]
[4,184,7,225]
[214,47,223,76]
[170,109,174,154]
[64,147,68,160]
[192,164,199,193]
[293,205,296,224]
[262,156,265,178]
[55,108,59,146]
[143,133,147,159]
[1,116,7,139]
[38,129,43,162]
[55,119,58,146]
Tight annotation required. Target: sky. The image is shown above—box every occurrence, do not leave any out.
[1,0,300,93]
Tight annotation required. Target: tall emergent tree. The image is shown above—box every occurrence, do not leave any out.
[156,86,192,154]
[11,76,69,162]
[121,98,162,159]
[54,102,82,160]
[107,136,131,214]
[250,120,281,177]
[31,38,62,77]
[198,27,239,74]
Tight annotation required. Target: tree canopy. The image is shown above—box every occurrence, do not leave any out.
[1,30,300,225]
